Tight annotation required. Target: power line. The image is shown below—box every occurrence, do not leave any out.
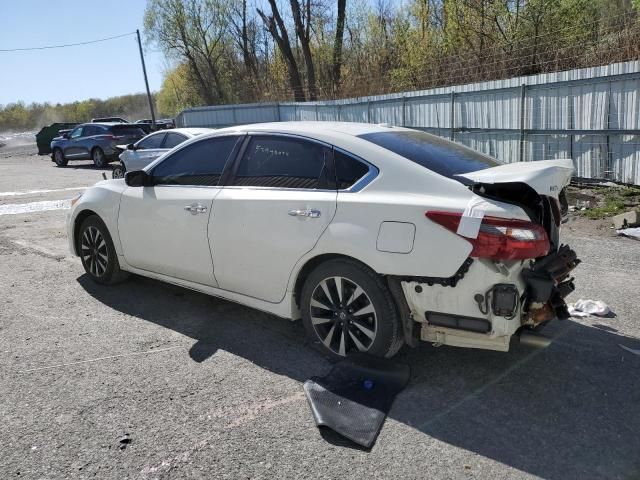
[0,32,136,52]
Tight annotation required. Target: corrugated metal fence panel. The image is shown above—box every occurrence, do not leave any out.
[527,86,572,130]
[295,104,317,121]
[176,60,640,183]
[234,104,279,124]
[339,103,368,122]
[457,90,520,129]
[611,135,640,184]
[278,105,297,121]
[611,79,640,129]
[317,105,337,121]
[456,132,520,162]
[405,96,451,128]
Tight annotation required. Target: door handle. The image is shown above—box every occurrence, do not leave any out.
[184,204,208,215]
[288,208,321,218]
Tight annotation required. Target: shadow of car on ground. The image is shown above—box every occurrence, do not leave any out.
[78,273,640,480]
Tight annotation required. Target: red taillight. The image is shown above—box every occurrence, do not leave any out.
[425,211,550,260]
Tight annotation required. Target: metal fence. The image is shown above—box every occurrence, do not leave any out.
[176,60,640,185]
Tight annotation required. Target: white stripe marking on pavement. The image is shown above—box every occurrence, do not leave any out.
[0,199,71,215]
[0,186,87,198]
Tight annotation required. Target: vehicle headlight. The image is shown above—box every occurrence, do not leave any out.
[70,192,84,208]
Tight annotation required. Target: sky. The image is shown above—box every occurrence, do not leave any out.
[0,0,165,106]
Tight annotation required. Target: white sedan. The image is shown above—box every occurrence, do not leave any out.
[112,127,213,178]
[68,122,579,358]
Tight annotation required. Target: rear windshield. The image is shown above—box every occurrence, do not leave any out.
[109,125,146,136]
[358,130,500,181]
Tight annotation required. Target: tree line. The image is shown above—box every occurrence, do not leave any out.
[148,0,640,116]
[0,93,162,132]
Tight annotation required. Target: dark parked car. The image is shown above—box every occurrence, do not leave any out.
[92,117,128,123]
[50,123,146,168]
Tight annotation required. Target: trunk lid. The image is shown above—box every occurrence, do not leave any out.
[456,158,574,200]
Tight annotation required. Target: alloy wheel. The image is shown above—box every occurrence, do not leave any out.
[309,276,378,356]
[81,226,109,277]
[112,165,124,179]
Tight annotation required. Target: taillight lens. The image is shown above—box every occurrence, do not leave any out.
[425,211,550,260]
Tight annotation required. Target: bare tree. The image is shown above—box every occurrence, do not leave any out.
[257,0,307,101]
[332,0,347,94]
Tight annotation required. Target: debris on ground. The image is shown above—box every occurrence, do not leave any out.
[568,299,614,318]
[303,354,410,448]
[617,227,640,241]
[118,433,132,450]
[612,210,640,229]
[565,185,640,220]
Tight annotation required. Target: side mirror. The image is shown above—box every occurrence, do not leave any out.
[127,143,136,151]
[125,170,152,187]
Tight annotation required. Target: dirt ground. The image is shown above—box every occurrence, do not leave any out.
[1,141,640,479]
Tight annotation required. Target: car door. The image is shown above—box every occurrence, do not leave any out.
[209,134,337,303]
[124,132,167,171]
[78,125,100,159]
[117,135,242,286]
[64,126,85,158]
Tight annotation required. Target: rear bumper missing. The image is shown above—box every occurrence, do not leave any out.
[394,244,580,352]
[522,244,580,325]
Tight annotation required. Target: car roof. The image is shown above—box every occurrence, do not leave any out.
[175,127,214,136]
[210,121,407,137]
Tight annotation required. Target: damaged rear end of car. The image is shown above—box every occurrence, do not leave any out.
[393,158,580,352]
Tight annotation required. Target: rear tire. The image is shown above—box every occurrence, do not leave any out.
[53,148,67,167]
[301,258,403,360]
[92,147,108,168]
[78,215,129,285]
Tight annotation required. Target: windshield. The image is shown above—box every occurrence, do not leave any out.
[358,130,500,183]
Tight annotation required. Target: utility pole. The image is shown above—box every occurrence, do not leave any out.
[136,29,156,129]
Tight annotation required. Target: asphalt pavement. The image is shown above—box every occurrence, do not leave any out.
[1,142,639,479]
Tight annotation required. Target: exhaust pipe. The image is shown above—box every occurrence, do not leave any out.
[519,331,552,349]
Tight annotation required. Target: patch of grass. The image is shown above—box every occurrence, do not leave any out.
[578,186,640,219]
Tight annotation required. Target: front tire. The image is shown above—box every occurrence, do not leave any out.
[301,259,403,359]
[112,163,125,179]
[53,148,67,167]
[92,147,108,168]
[78,215,128,285]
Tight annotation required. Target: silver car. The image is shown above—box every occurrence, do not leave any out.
[112,128,213,178]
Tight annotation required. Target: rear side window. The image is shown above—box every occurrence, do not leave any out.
[110,126,146,136]
[334,150,370,189]
[138,133,165,149]
[231,136,330,189]
[358,130,500,182]
[163,132,187,149]
[83,126,97,136]
[152,136,239,186]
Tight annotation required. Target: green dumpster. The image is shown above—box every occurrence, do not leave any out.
[35,123,78,155]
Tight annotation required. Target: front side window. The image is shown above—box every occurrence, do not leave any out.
[152,136,240,186]
[70,127,84,139]
[137,133,165,150]
[230,136,330,189]
[163,132,187,149]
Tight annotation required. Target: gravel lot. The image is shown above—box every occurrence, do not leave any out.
[1,141,640,479]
